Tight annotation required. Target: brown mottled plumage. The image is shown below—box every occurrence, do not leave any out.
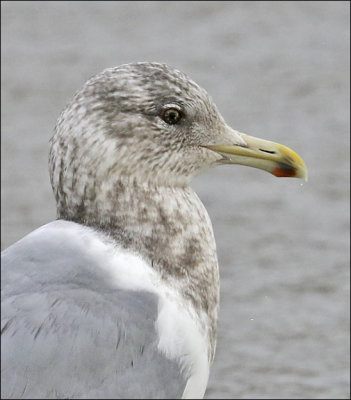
[49,63,227,360]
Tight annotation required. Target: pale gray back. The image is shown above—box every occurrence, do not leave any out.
[1,222,187,399]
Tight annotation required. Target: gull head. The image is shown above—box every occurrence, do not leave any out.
[49,62,307,215]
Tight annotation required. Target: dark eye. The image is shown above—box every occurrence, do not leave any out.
[161,107,182,125]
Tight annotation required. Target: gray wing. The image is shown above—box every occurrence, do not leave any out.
[1,222,187,399]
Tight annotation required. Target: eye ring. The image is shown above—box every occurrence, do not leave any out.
[161,105,182,125]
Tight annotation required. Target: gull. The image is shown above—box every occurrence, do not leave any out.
[1,62,307,399]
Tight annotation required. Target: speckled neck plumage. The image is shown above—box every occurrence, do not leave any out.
[57,177,219,361]
[49,62,229,363]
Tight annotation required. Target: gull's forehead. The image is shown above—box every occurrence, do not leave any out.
[112,63,199,90]
[91,62,211,105]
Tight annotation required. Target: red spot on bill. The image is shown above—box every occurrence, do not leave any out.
[273,164,297,178]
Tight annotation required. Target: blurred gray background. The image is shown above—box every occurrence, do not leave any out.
[1,1,350,398]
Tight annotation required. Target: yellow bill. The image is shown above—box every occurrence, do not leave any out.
[205,131,308,181]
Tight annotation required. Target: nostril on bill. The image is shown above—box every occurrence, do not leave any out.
[259,149,276,154]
